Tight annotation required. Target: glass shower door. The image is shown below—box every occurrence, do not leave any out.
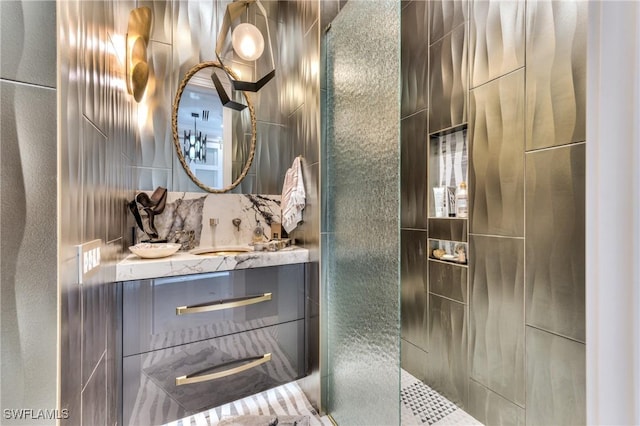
[322,1,401,424]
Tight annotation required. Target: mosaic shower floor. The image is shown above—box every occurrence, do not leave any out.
[401,369,483,426]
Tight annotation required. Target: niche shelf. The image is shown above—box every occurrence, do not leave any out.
[428,126,468,219]
[428,238,468,266]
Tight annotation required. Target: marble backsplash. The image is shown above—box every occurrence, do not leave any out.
[133,192,281,249]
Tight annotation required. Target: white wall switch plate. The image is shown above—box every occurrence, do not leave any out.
[77,239,102,284]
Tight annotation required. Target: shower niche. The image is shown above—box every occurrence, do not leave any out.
[428,126,468,219]
[427,126,469,265]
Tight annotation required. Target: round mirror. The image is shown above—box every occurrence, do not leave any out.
[172,61,256,193]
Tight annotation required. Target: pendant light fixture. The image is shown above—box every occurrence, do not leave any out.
[215,0,275,94]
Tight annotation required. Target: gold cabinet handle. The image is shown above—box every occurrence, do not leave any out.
[176,292,272,315]
[175,353,272,386]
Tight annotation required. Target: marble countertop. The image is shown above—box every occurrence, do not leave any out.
[116,246,309,281]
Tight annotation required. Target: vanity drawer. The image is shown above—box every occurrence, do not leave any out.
[123,264,305,356]
[122,319,305,426]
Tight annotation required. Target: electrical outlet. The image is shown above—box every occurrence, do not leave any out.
[77,239,102,284]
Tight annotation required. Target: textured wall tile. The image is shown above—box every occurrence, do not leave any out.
[112,1,137,42]
[429,0,467,45]
[106,35,135,243]
[469,0,525,88]
[526,143,585,342]
[256,122,291,194]
[401,111,428,229]
[401,230,428,351]
[469,69,524,237]
[136,41,173,169]
[173,0,217,71]
[428,218,467,242]
[429,23,467,133]
[1,80,58,417]
[82,356,107,426]
[83,119,108,243]
[302,20,321,165]
[429,260,467,304]
[278,12,305,118]
[282,0,318,35]
[468,380,525,426]
[59,258,82,426]
[81,0,108,132]
[401,0,429,118]
[137,166,173,191]
[401,339,428,382]
[0,1,56,87]
[82,279,108,387]
[59,0,85,261]
[254,14,284,124]
[525,0,587,150]
[526,327,586,426]
[139,0,173,43]
[229,174,256,194]
[427,294,468,408]
[469,235,524,406]
[324,1,400,424]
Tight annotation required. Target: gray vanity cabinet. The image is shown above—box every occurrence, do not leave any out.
[121,264,307,426]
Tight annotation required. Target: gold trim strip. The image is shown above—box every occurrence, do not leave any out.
[175,292,272,315]
[175,353,272,386]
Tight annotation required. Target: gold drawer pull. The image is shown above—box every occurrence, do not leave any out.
[175,353,272,386]
[176,292,272,315]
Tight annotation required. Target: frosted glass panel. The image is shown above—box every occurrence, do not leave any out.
[323,1,401,424]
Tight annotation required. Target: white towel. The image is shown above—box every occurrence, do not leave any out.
[281,156,306,233]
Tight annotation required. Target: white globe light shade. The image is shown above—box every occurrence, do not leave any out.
[231,23,265,61]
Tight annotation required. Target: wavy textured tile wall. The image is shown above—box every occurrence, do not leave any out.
[401,0,429,119]
[401,230,428,351]
[429,0,467,45]
[468,380,525,426]
[427,294,468,407]
[469,0,525,88]
[526,143,586,342]
[469,235,525,406]
[0,80,58,421]
[401,110,428,229]
[526,1,587,150]
[429,23,467,133]
[469,69,525,237]
[526,326,586,425]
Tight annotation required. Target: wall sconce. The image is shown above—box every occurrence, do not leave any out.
[215,0,275,93]
[126,7,152,102]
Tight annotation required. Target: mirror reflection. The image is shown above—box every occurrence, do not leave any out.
[172,62,256,193]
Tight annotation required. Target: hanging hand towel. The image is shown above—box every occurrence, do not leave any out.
[281,156,306,233]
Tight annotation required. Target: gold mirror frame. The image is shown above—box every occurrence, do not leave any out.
[171,61,257,193]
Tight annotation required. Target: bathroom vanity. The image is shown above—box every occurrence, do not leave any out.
[117,248,310,425]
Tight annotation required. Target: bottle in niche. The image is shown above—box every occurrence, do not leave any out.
[456,182,468,218]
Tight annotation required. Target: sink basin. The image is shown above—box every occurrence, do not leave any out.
[189,246,253,256]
